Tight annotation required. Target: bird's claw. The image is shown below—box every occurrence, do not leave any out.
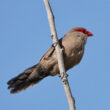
[52,42,58,48]
[58,73,68,79]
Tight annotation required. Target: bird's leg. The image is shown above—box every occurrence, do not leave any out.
[58,73,68,79]
[58,73,69,84]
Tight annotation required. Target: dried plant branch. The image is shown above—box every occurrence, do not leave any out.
[43,0,76,110]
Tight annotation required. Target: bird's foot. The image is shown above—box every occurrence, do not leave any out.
[52,42,58,48]
[58,73,68,84]
[58,73,68,79]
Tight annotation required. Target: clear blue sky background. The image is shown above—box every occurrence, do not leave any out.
[0,0,110,110]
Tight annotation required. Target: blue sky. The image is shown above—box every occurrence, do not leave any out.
[0,0,110,110]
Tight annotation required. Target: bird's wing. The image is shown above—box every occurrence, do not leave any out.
[40,45,55,61]
[40,38,63,61]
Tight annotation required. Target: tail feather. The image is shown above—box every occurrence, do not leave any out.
[7,63,48,94]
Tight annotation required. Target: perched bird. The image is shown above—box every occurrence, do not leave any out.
[7,27,93,93]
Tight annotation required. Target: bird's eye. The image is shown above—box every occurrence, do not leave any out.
[83,29,86,33]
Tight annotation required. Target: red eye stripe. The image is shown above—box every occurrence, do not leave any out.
[75,28,93,36]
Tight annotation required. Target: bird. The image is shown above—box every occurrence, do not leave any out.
[7,27,93,94]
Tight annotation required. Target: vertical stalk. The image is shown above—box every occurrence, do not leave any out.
[43,0,76,110]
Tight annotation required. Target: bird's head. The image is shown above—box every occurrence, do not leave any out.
[74,27,93,37]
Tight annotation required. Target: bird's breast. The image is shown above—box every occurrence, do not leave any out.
[64,47,84,71]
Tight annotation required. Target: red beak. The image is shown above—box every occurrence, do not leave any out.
[87,31,93,36]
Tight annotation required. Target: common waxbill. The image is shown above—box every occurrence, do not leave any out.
[7,27,93,93]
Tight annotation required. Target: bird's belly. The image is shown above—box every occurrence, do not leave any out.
[64,50,84,71]
[40,49,84,76]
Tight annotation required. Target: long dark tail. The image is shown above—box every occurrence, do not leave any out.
[7,63,48,94]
